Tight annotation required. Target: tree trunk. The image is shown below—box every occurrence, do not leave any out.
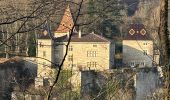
[159,0,169,65]
[159,0,169,99]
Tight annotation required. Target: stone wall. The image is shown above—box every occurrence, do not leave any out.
[81,68,163,100]
[37,39,54,78]
[57,42,114,71]
[135,68,162,100]
[123,40,153,67]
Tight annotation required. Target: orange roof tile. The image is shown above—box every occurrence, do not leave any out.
[55,5,75,33]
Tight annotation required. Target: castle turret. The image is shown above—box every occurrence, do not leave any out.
[54,5,76,38]
[35,26,54,87]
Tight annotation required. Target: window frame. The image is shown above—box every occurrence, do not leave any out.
[68,55,73,61]
[68,45,73,51]
[87,51,97,57]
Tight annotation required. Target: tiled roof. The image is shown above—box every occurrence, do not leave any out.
[55,5,75,33]
[124,24,151,40]
[55,32,110,42]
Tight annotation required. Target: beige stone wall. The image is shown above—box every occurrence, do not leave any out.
[37,39,54,78]
[54,32,68,38]
[123,40,153,67]
[68,71,81,91]
[36,39,115,78]
[55,42,114,71]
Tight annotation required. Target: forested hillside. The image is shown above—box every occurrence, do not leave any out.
[0,0,161,56]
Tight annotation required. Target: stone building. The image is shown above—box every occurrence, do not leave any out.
[55,31,115,71]
[123,24,154,67]
[36,5,115,86]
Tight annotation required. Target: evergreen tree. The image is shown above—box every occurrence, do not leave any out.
[28,33,36,57]
[87,0,125,38]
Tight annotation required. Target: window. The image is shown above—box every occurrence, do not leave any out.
[68,45,73,51]
[68,55,73,61]
[87,51,97,57]
[87,62,97,68]
[141,62,145,66]
[39,42,44,47]
[143,50,147,55]
[93,44,97,47]
[92,62,97,67]
[130,62,135,66]
[43,51,46,57]
[143,43,147,45]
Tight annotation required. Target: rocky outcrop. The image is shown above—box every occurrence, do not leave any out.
[0,58,36,99]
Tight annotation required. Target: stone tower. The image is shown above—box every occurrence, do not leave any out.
[35,29,54,87]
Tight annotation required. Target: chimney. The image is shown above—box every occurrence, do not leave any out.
[78,30,81,38]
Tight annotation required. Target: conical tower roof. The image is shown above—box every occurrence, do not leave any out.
[55,5,75,33]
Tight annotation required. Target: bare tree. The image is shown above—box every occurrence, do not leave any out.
[159,0,170,99]
[159,0,169,65]
[0,0,169,99]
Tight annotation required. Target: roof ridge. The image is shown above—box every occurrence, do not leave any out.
[90,32,110,42]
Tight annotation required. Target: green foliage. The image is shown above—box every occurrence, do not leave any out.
[52,70,81,99]
[28,44,36,57]
[54,70,72,85]
[16,95,25,100]
[88,0,95,18]
[87,0,125,38]
[28,33,36,57]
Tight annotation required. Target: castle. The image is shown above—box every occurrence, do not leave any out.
[36,5,115,86]
[35,5,158,87]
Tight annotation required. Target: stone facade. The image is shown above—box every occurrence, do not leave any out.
[123,24,154,67]
[36,5,115,87]
[55,41,115,71]
[37,39,54,78]
[123,40,153,67]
